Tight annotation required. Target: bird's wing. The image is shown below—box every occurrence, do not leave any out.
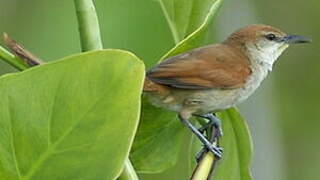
[147,45,252,90]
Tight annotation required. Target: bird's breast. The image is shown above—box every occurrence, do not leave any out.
[193,60,270,113]
[232,60,269,103]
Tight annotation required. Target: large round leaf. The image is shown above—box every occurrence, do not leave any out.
[0,50,145,180]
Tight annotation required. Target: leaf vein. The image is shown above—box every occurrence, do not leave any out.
[158,0,181,44]
[7,96,22,179]
[23,93,106,180]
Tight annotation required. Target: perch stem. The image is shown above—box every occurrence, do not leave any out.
[0,45,28,71]
[191,125,220,180]
[118,159,139,180]
[74,0,103,51]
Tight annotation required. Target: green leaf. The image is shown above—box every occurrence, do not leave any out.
[130,0,223,173]
[130,96,186,173]
[213,109,253,180]
[160,0,224,59]
[0,50,145,180]
[158,0,223,44]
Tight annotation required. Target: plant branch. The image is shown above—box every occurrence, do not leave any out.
[191,125,220,180]
[0,45,28,71]
[118,159,139,180]
[74,0,103,51]
[191,153,216,180]
[3,33,43,66]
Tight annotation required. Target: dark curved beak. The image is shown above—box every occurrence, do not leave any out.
[280,35,312,44]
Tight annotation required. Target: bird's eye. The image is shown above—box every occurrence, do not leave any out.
[265,34,277,41]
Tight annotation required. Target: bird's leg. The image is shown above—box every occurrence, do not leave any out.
[194,113,223,162]
[195,113,223,140]
[178,114,222,159]
[195,147,208,162]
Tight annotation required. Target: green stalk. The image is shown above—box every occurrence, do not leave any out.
[191,153,215,180]
[73,1,138,179]
[191,126,219,180]
[0,45,28,71]
[117,159,139,180]
[74,0,103,51]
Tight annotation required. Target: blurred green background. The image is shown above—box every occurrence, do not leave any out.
[0,0,319,179]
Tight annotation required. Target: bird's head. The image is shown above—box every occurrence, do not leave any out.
[224,24,311,68]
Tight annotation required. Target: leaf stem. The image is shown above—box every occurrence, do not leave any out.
[74,0,103,51]
[118,159,139,180]
[191,153,216,180]
[0,45,28,71]
[191,125,220,180]
[73,1,139,180]
[158,0,180,44]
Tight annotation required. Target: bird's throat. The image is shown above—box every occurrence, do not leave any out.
[246,43,288,71]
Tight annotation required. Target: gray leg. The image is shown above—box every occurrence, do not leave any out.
[194,113,223,162]
[195,113,223,139]
[178,114,222,158]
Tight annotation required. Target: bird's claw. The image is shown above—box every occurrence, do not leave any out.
[196,144,223,162]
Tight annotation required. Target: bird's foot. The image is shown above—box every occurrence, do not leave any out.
[196,113,223,140]
[178,113,223,162]
[196,145,223,162]
[195,113,224,162]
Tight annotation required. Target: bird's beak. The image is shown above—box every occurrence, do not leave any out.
[280,35,312,44]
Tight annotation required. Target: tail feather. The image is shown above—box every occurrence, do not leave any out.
[143,77,170,96]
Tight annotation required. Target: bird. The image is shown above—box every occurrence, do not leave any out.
[143,24,311,158]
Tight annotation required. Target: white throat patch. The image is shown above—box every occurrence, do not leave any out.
[246,43,289,71]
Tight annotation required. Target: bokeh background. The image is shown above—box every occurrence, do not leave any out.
[0,0,319,179]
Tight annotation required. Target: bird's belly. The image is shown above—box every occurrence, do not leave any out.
[197,89,243,112]
[146,84,260,114]
[145,78,264,114]
[196,67,268,113]
[197,84,259,113]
